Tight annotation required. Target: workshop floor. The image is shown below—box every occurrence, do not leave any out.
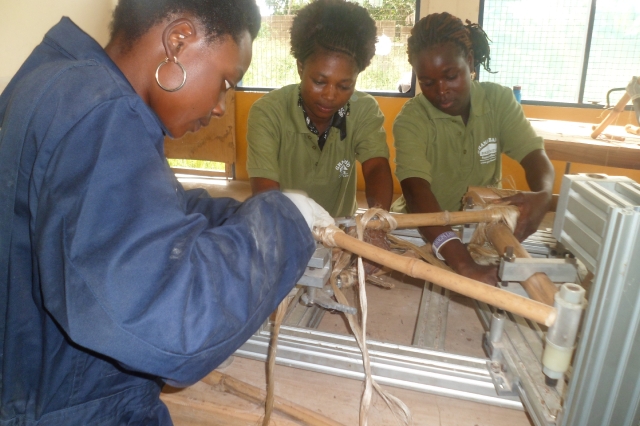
[164,177,533,426]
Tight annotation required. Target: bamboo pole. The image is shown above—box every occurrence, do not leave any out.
[321,230,556,327]
[465,189,559,306]
[485,223,558,306]
[591,78,637,139]
[364,207,515,230]
[201,371,346,426]
[625,124,640,136]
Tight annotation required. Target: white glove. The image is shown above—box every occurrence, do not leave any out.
[282,190,335,230]
[626,76,640,101]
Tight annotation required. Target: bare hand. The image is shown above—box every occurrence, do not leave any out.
[498,191,551,241]
[362,228,390,275]
[456,260,499,286]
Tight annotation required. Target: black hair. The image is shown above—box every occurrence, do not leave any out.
[407,12,493,73]
[290,0,377,72]
[110,0,261,47]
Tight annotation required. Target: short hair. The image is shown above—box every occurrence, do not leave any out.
[407,12,493,73]
[110,0,261,48]
[290,0,377,72]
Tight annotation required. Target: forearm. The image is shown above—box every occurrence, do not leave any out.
[521,149,554,196]
[182,187,242,227]
[250,177,280,195]
[634,98,640,125]
[362,157,393,211]
[401,177,475,270]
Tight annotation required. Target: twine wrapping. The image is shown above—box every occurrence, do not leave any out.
[468,204,519,264]
[316,209,411,426]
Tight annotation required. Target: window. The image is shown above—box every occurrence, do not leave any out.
[240,0,418,95]
[480,0,640,107]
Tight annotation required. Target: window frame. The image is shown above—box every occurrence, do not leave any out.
[478,0,635,110]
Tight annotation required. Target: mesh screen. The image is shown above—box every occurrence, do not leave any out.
[583,1,640,106]
[481,0,591,103]
[241,0,416,92]
[482,0,640,105]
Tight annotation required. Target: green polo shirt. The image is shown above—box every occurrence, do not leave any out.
[392,81,544,212]
[247,84,389,217]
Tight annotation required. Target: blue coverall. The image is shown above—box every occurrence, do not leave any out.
[0,17,315,425]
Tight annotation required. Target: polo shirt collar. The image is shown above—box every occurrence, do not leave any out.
[419,80,489,120]
[290,85,348,141]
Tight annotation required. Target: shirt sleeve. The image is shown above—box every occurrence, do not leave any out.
[393,101,434,183]
[353,95,389,164]
[494,86,545,162]
[182,187,243,228]
[246,98,282,182]
[35,98,315,386]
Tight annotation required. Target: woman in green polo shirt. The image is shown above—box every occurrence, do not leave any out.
[392,12,555,285]
[247,0,393,219]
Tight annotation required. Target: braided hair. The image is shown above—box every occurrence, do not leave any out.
[407,12,493,73]
[290,0,377,72]
[110,0,261,48]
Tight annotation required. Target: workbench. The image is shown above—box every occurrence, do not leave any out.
[163,179,532,425]
[529,119,640,170]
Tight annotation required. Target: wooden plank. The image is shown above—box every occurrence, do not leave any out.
[164,357,531,426]
[530,119,640,170]
[164,91,236,164]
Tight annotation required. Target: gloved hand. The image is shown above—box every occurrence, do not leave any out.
[282,190,335,230]
[626,76,640,101]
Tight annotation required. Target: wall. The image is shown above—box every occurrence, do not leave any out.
[234,91,640,195]
[236,0,640,194]
[0,0,115,92]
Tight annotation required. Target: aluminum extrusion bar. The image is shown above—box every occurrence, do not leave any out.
[413,281,449,350]
[561,207,640,426]
[477,302,563,425]
[236,325,523,410]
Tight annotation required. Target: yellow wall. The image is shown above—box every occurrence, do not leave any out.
[0,0,115,92]
[234,91,640,194]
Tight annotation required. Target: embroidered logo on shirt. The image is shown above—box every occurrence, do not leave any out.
[478,138,498,164]
[335,159,351,178]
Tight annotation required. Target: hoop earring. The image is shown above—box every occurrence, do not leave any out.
[470,71,477,81]
[155,57,187,92]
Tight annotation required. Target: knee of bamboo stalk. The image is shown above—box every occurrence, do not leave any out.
[486,223,557,306]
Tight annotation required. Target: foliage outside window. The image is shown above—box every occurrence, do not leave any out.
[241,0,417,93]
[480,0,640,106]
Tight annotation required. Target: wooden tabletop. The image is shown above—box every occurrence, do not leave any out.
[530,119,640,170]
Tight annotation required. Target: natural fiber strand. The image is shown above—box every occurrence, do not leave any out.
[262,294,294,426]
[316,211,411,425]
[467,203,519,264]
[387,234,452,272]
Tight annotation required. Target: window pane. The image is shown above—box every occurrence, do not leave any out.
[583,1,640,106]
[481,0,591,103]
[242,0,416,93]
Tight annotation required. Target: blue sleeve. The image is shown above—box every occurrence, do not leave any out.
[34,98,315,386]
[182,187,243,227]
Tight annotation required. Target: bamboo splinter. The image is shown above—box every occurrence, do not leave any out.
[318,229,557,327]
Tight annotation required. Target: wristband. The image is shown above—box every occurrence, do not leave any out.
[432,231,461,261]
